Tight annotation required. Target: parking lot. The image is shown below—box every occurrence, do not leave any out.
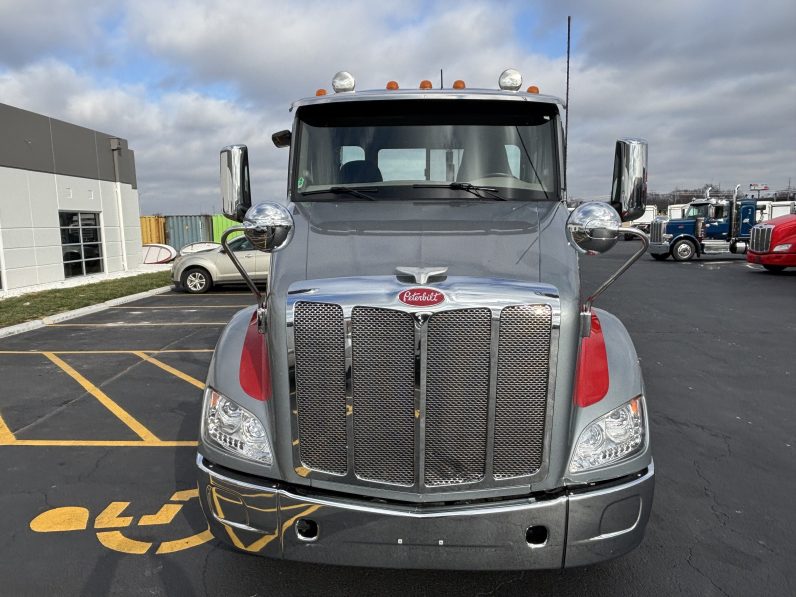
[0,248,793,596]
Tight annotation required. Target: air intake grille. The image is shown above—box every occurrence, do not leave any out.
[750,225,773,253]
[650,220,665,243]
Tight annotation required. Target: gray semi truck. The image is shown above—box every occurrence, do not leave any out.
[195,70,654,569]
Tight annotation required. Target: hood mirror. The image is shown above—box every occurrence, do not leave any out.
[243,202,294,252]
[610,138,647,222]
[220,145,251,223]
[566,201,621,255]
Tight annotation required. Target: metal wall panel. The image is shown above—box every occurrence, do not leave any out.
[211,214,243,242]
[165,215,212,250]
[140,216,166,245]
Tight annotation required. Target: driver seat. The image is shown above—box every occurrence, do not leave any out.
[339,160,383,184]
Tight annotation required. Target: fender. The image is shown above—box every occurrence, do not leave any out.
[564,308,651,484]
[669,234,701,256]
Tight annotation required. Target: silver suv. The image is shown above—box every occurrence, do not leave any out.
[171,235,269,293]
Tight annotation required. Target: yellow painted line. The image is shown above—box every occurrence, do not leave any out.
[0,350,214,354]
[134,352,205,389]
[95,502,133,529]
[43,352,160,442]
[0,414,15,443]
[96,531,152,554]
[171,489,199,502]
[109,305,248,309]
[156,529,213,554]
[139,504,182,526]
[4,440,198,447]
[46,323,228,327]
[30,507,89,532]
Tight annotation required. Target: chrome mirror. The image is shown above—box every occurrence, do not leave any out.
[566,201,621,255]
[220,145,251,223]
[610,138,647,222]
[243,202,294,252]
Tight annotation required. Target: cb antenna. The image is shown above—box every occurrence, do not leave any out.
[565,15,571,195]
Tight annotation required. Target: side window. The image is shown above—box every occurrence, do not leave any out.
[713,206,726,219]
[230,237,254,252]
[340,145,364,166]
[378,148,426,181]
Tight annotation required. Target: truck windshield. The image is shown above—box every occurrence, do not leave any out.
[292,99,560,202]
[685,204,710,218]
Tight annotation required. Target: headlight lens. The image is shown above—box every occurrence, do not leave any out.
[662,233,673,241]
[204,388,272,465]
[773,243,792,253]
[569,396,645,473]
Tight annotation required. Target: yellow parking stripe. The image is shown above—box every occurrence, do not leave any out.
[6,440,197,447]
[156,529,214,554]
[109,305,248,309]
[0,414,16,443]
[0,350,214,354]
[43,352,160,442]
[133,352,205,389]
[46,323,227,327]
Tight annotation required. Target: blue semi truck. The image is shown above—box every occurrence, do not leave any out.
[648,185,757,261]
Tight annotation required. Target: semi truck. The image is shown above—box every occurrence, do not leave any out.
[196,69,654,569]
[747,213,796,272]
[648,186,758,261]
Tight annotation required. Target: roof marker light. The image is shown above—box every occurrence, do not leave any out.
[527,85,540,94]
[498,68,522,91]
[419,79,433,89]
[315,89,327,96]
[386,80,399,90]
[332,71,355,93]
[452,80,466,89]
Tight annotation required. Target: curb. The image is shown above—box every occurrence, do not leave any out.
[0,286,174,339]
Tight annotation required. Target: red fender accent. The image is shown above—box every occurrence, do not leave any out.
[239,312,271,401]
[574,312,609,407]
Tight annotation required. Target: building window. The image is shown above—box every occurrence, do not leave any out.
[59,212,103,278]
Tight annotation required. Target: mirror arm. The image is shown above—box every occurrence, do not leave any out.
[580,227,649,337]
[221,226,264,305]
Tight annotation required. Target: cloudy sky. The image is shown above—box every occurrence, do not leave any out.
[0,0,794,214]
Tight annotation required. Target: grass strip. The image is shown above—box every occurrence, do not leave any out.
[0,272,172,328]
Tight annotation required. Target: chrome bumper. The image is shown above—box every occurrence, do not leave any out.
[648,241,670,254]
[197,455,654,569]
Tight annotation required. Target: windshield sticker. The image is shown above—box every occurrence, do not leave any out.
[297,177,305,189]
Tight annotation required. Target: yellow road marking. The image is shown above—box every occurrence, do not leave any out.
[156,529,213,554]
[139,504,182,526]
[109,305,248,309]
[0,414,15,443]
[46,323,228,327]
[0,350,214,354]
[43,352,160,442]
[295,466,311,477]
[96,531,151,554]
[133,352,205,389]
[171,489,199,501]
[30,507,89,532]
[5,440,197,447]
[95,502,133,528]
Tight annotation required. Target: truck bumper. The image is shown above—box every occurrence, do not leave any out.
[196,454,654,570]
[648,241,670,254]
[747,251,796,267]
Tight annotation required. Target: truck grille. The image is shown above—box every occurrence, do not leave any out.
[291,300,554,488]
[750,225,773,253]
[650,219,665,243]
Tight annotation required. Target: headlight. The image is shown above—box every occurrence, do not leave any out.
[203,388,272,465]
[662,233,673,241]
[773,243,792,253]
[569,397,645,473]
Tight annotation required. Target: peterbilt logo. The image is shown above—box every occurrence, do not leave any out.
[398,288,445,307]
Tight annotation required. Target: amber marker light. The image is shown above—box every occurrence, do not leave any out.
[315,89,327,96]
[419,79,433,89]
[386,80,400,90]
[527,85,540,94]
[452,80,466,89]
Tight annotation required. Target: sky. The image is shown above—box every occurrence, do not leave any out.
[0,0,794,214]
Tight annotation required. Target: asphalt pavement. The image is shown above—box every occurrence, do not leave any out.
[0,248,793,596]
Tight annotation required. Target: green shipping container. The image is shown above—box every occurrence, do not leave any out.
[211,214,243,243]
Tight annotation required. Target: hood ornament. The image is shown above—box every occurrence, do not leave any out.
[395,266,448,285]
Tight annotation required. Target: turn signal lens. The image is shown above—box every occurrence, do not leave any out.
[419,79,433,89]
[315,89,327,96]
[386,80,399,90]
[527,85,540,94]
[452,79,466,89]
[574,312,609,407]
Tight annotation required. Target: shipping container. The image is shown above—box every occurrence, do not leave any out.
[165,215,212,251]
[140,216,166,245]
[211,214,243,243]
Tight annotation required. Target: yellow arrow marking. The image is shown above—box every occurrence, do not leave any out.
[96,531,152,554]
[156,529,214,554]
[133,352,205,390]
[94,502,133,529]
[30,507,89,532]
[139,504,182,526]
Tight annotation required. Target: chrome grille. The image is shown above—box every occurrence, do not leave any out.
[750,225,773,253]
[493,305,552,478]
[352,307,416,486]
[650,219,665,243]
[424,309,491,486]
[293,302,348,474]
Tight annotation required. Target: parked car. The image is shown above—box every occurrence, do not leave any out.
[171,235,269,293]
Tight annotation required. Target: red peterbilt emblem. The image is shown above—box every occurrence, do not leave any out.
[398,287,445,307]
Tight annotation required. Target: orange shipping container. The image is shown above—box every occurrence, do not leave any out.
[140,216,166,245]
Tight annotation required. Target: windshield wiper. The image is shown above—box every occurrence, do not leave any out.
[413,183,506,201]
[300,186,378,201]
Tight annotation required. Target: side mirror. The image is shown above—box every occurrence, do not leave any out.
[243,202,294,252]
[610,138,647,222]
[566,201,621,255]
[272,130,291,148]
[220,145,251,223]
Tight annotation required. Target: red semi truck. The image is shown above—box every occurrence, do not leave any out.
[747,213,796,272]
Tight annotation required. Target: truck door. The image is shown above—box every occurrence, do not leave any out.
[739,203,756,236]
[707,205,729,239]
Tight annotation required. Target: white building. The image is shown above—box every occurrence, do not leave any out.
[0,102,142,294]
